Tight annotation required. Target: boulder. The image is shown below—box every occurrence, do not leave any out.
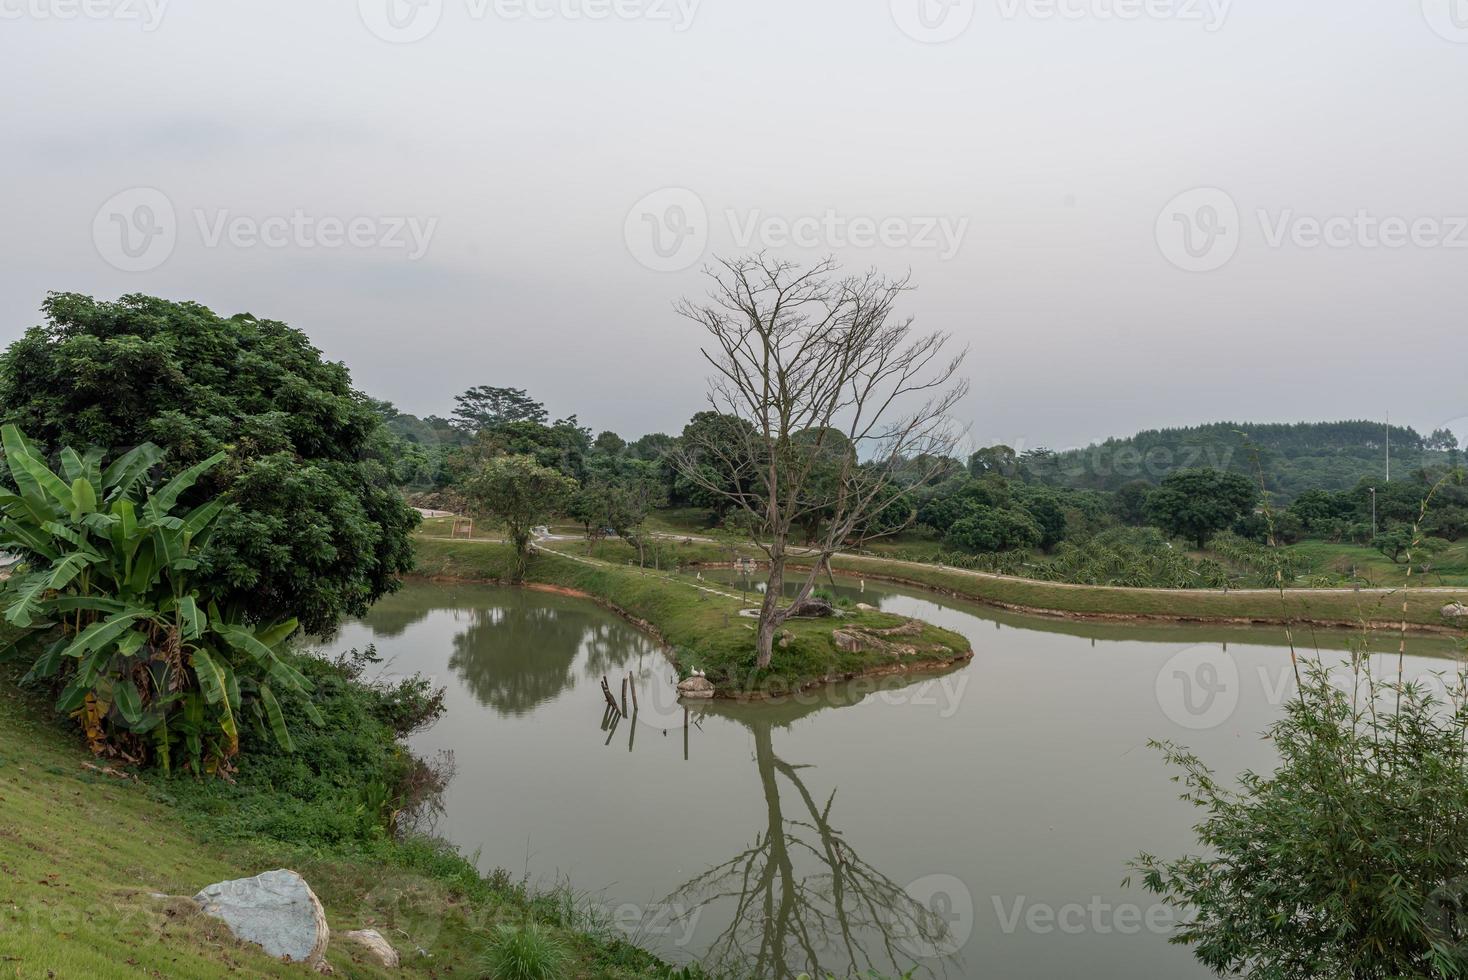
[193,869,329,966]
[677,675,715,699]
[789,597,836,618]
[344,929,399,968]
[855,602,878,612]
[1443,603,1468,620]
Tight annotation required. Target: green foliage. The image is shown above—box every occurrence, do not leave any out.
[156,645,446,846]
[452,385,549,433]
[0,293,418,635]
[945,506,1042,553]
[480,922,571,980]
[1134,658,1468,979]
[464,455,579,581]
[1031,420,1443,497]
[1145,468,1258,549]
[0,425,308,776]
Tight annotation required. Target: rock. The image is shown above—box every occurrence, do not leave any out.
[1443,603,1468,620]
[832,629,884,654]
[344,929,399,968]
[193,869,329,966]
[789,597,836,618]
[677,675,715,699]
[855,603,877,612]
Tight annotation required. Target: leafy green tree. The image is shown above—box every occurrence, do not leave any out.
[450,385,548,433]
[1113,479,1153,526]
[944,507,1042,553]
[1144,469,1257,549]
[1134,660,1468,979]
[464,455,577,581]
[0,426,311,776]
[592,430,626,456]
[0,294,416,635]
[968,444,1019,479]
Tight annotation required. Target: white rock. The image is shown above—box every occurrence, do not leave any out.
[193,869,329,966]
[345,929,400,968]
[1443,603,1468,619]
[677,675,716,699]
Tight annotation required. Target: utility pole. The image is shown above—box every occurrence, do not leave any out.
[1385,412,1391,483]
[1370,487,1377,538]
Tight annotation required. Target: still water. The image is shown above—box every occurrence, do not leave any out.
[312,574,1463,979]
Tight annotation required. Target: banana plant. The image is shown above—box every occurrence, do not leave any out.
[0,424,317,776]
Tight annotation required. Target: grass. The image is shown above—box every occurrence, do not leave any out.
[1289,538,1468,588]
[0,662,682,979]
[502,531,1468,635]
[410,537,973,696]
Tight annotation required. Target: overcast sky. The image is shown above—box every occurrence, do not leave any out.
[2,0,1465,454]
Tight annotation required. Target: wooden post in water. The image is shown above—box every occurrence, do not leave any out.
[620,676,628,715]
[628,672,639,712]
[600,676,619,713]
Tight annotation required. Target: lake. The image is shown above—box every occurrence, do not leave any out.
[311,573,1462,979]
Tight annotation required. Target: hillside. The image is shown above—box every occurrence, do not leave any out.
[1023,420,1459,498]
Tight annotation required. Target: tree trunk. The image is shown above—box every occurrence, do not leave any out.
[755,559,785,669]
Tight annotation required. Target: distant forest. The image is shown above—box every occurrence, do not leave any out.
[1021,420,1462,499]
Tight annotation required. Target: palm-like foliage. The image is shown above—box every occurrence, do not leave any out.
[0,424,314,776]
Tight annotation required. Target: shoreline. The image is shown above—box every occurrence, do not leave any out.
[410,571,974,700]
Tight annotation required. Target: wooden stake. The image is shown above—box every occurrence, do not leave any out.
[628,672,639,712]
[620,676,628,715]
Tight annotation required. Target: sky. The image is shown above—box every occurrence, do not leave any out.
[2,0,1466,455]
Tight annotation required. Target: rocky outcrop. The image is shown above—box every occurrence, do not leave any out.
[1443,603,1468,620]
[677,675,716,699]
[344,929,399,967]
[833,620,949,659]
[193,869,329,967]
[789,596,836,618]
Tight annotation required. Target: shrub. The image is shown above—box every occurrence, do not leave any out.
[0,426,309,776]
[1133,658,1468,979]
[480,922,570,980]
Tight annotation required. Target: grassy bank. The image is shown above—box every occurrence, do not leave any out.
[518,534,1468,635]
[0,656,683,979]
[410,538,973,696]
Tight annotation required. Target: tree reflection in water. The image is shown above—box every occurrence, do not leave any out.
[446,591,660,717]
[663,694,961,980]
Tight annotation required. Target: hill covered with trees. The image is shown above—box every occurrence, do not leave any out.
[1021,420,1459,499]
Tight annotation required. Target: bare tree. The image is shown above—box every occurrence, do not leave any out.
[674,255,968,670]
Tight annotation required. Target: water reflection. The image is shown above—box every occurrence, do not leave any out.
[657,694,962,979]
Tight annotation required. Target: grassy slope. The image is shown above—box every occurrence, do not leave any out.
[410,538,972,695]
[510,533,1468,634]
[0,665,676,980]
